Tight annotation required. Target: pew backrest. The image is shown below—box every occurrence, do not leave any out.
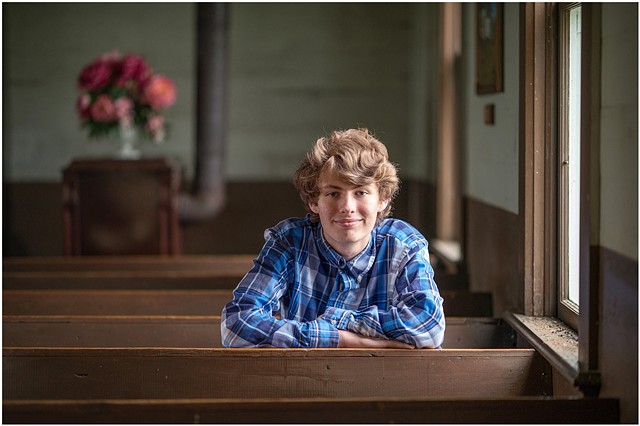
[3,347,551,400]
[3,315,515,349]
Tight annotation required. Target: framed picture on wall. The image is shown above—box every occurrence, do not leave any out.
[476,3,504,94]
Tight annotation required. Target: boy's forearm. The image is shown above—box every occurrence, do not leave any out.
[337,330,414,349]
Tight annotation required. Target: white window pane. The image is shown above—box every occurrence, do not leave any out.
[567,6,582,306]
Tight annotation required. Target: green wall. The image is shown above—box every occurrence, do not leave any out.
[3,3,196,180]
[3,3,437,183]
[600,3,638,260]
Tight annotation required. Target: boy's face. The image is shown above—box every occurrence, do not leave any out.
[309,172,389,261]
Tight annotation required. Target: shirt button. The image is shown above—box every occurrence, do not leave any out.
[331,319,337,325]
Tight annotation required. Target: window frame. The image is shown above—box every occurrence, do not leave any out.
[557,2,582,331]
[517,2,602,394]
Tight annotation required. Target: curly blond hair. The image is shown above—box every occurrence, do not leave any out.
[293,128,400,223]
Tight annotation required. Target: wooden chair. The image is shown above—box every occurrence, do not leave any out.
[62,158,181,255]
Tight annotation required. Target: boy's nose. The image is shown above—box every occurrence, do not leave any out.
[339,193,356,212]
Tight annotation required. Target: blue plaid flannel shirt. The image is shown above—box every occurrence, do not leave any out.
[221,215,445,348]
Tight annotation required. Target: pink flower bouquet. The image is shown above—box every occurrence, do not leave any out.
[76,51,177,143]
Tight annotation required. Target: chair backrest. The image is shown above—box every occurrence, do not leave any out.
[62,158,181,255]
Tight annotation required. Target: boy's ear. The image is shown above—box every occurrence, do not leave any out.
[309,202,319,214]
[378,199,390,212]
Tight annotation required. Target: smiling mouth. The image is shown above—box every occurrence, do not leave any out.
[334,218,362,228]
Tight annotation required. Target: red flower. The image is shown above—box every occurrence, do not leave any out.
[78,56,117,91]
[141,75,177,110]
[117,54,152,86]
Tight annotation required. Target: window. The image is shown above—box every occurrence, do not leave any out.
[517,2,601,393]
[516,2,601,393]
[558,4,582,325]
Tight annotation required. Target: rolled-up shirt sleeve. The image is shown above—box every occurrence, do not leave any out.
[221,233,340,348]
[320,243,445,348]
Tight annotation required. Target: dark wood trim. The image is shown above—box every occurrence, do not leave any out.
[5,179,436,257]
[519,3,557,317]
[464,196,520,315]
[578,1,601,379]
[543,3,559,317]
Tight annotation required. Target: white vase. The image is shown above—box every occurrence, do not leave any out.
[117,122,142,160]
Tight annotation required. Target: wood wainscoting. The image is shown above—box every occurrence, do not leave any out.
[4,179,435,256]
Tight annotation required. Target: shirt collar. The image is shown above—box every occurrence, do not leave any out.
[315,222,377,279]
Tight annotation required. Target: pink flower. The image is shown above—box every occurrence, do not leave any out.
[100,50,121,63]
[117,54,152,86]
[90,94,117,122]
[76,50,177,140]
[114,97,134,119]
[76,93,91,120]
[145,115,165,142]
[146,115,164,132]
[141,75,177,110]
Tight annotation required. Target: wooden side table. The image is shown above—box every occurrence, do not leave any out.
[62,158,181,256]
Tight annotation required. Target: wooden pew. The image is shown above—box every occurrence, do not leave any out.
[2,255,253,290]
[3,290,232,316]
[3,289,492,317]
[2,316,515,349]
[3,255,256,273]
[3,255,473,293]
[2,271,243,290]
[5,270,482,292]
[2,257,620,423]
[3,397,620,424]
[3,347,551,400]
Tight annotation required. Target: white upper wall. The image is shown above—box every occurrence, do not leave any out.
[461,3,520,214]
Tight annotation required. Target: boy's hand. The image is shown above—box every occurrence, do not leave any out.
[337,330,414,349]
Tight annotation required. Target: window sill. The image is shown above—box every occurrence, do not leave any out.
[503,311,600,396]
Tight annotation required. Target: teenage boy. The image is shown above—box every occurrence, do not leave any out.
[221,128,445,348]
